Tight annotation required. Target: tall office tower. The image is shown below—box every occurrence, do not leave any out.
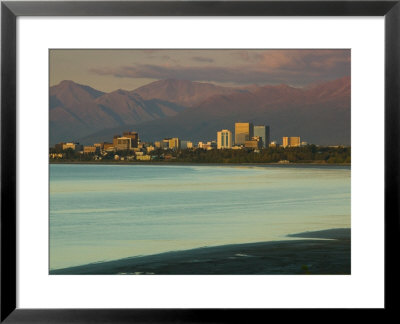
[253,125,270,148]
[235,122,253,145]
[123,131,139,148]
[282,136,301,148]
[217,129,233,149]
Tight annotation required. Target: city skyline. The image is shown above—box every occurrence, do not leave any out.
[50,49,351,147]
[50,120,349,164]
[51,120,305,152]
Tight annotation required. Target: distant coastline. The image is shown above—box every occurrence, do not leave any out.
[49,160,351,167]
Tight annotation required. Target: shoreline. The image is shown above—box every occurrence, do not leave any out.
[49,161,351,167]
[50,228,351,275]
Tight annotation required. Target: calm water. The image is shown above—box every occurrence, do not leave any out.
[50,164,351,270]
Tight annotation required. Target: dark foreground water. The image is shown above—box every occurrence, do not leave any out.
[50,164,350,270]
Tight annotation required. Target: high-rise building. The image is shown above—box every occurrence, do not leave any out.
[282,136,301,148]
[217,129,233,149]
[123,131,139,148]
[235,122,253,145]
[115,137,132,150]
[253,125,270,148]
[169,138,180,150]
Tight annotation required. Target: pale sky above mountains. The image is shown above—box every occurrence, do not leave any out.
[50,49,350,93]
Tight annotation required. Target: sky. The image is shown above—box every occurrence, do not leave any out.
[50,49,350,92]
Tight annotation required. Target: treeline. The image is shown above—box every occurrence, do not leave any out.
[50,145,350,164]
[171,145,350,164]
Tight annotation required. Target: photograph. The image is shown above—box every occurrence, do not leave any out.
[3,0,398,320]
[48,49,351,275]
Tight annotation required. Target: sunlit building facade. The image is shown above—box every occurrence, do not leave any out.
[123,131,139,148]
[235,122,253,145]
[62,142,76,150]
[217,129,233,149]
[83,145,99,154]
[245,136,262,149]
[62,142,83,152]
[103,142,114,152]
[282,136,301,148]
[115,137,132,150]
[169,138,180,150]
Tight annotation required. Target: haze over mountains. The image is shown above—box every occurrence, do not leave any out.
[133,79,242,107]
[50,77,350,146]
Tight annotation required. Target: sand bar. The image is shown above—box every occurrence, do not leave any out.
[50,228,350,275]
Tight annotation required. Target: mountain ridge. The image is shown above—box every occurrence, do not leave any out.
[50,77,351,146]
[132,78,243,107]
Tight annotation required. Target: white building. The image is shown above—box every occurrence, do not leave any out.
[217,129,233,149]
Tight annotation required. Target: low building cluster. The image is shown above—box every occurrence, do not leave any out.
[51,131,155,161]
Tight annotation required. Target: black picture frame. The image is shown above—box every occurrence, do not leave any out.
[1,0,399,322]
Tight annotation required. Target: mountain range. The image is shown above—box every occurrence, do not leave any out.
[50,76,350,146]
